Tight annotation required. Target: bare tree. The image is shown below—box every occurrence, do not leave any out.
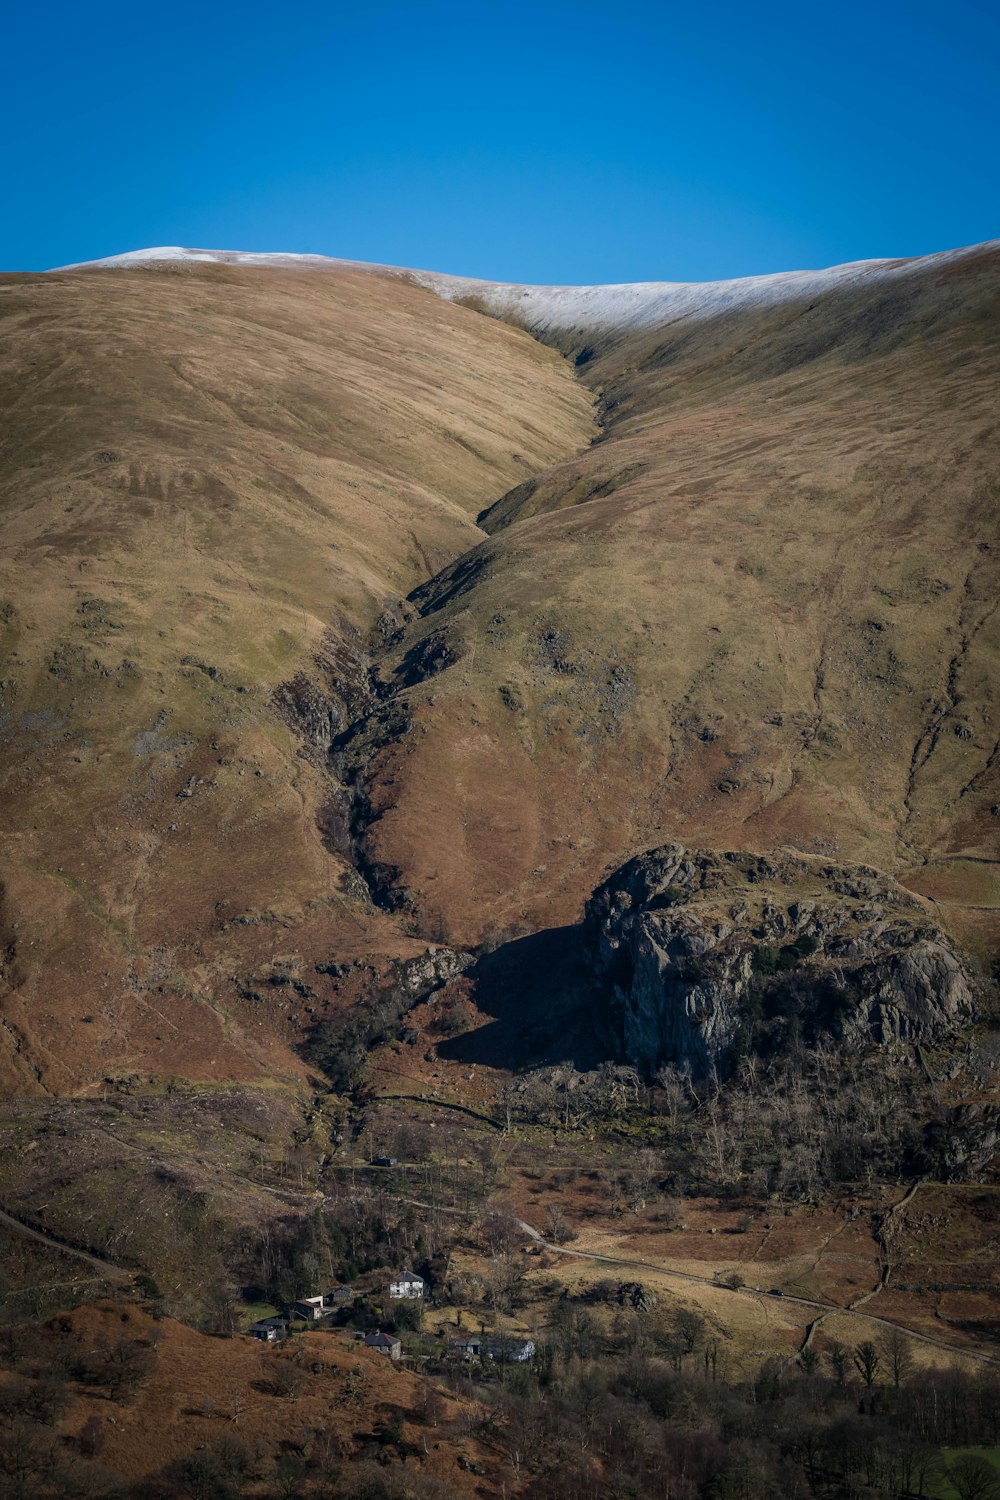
[655,1065,689,1131]
[827,1341,849,1385]
[223,1381,245,1424]
[481,1206,524,1260]
[546,1204,575,1244]
[675,1307,705,1355]
[949,1455,1000,1500]
[485,1252,524,1316]
[882,1325,913,1389]
[853,1340,880,1390]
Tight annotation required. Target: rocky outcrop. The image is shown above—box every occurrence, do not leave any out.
[273,631,375,755]
[584,846,976,1079]
[393,945,473,997]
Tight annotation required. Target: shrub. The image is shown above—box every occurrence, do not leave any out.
[751,945,780,977]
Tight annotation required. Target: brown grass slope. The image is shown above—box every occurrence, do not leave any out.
[4,1300,495,1496]
[2,246,998,1100]
[353,246,1000,951]
[0,262,594,1094]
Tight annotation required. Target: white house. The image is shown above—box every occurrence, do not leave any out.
[450,1333,535,1363]
[388,1269,425,1301]
[487,1336,536,1363]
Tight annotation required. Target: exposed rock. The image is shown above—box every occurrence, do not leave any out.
[584,845,976,1079]
[396,630,460,686]
[616,1281,656,1311]
[537,626,579,675]
[393,946,473,996]
[273,632,374,755]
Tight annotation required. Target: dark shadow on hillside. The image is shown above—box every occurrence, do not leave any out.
[436,924,606,1073]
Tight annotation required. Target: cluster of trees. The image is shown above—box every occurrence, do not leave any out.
[502,1040,977,1197]
[246,1195,437,1311]
[453,1325,1000,1500]
[0,1316,160,1500]
[307,982,415,1096]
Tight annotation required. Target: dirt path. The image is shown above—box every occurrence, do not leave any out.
[392,1174,996,1370]
[799,1180,924,1351]
[0,1206,132,1280]
[514,1215,1000,1370]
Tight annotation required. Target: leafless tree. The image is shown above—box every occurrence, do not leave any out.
[546,1204,575,1244]
[882,1325,913,1389]
[853,1339,880,1390]
[949,1455,1000,1500]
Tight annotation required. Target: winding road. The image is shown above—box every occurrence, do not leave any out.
[3,1161,995,1375]
[513,1214,1000,1369]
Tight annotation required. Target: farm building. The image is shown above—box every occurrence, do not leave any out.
[364,1330,402,1360]
[452,1335,483,1360]
[288,1288,355,1320]
[249,1316,288,1343]
[289,1296,327,1321]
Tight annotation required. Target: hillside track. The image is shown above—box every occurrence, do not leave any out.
[0,1204,133,1280]
[514,1216,1000,1369]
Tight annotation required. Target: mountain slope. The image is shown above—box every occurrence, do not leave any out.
[0,259,593,1093]
[342,241,1000,950]
[2,239,999,1099]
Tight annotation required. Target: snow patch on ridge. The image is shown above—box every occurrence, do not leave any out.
[414,241,997,335]
[51,240,998,336]
[55,246,382,271]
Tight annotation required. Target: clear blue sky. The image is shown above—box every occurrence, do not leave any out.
[4,0,997,281]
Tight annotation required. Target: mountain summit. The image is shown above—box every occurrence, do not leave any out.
[56,236,1000,333]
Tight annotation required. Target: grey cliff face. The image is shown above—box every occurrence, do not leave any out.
[584,846,976,1079]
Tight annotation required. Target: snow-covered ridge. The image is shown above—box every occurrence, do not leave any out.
[52,240,997,335]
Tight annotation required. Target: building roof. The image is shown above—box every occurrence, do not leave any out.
[365,1331,401,1348]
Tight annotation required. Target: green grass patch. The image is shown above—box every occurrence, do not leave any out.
[240,1301,281,1328]
[931,1448,1000,1500]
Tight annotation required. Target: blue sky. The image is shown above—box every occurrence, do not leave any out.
[4,0,997,280]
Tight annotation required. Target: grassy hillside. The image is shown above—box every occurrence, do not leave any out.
[2,244,999,1498]
[348,246,1000,950]
[0,261,594,1094]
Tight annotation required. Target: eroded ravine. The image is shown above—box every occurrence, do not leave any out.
[303,245,1000,955]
